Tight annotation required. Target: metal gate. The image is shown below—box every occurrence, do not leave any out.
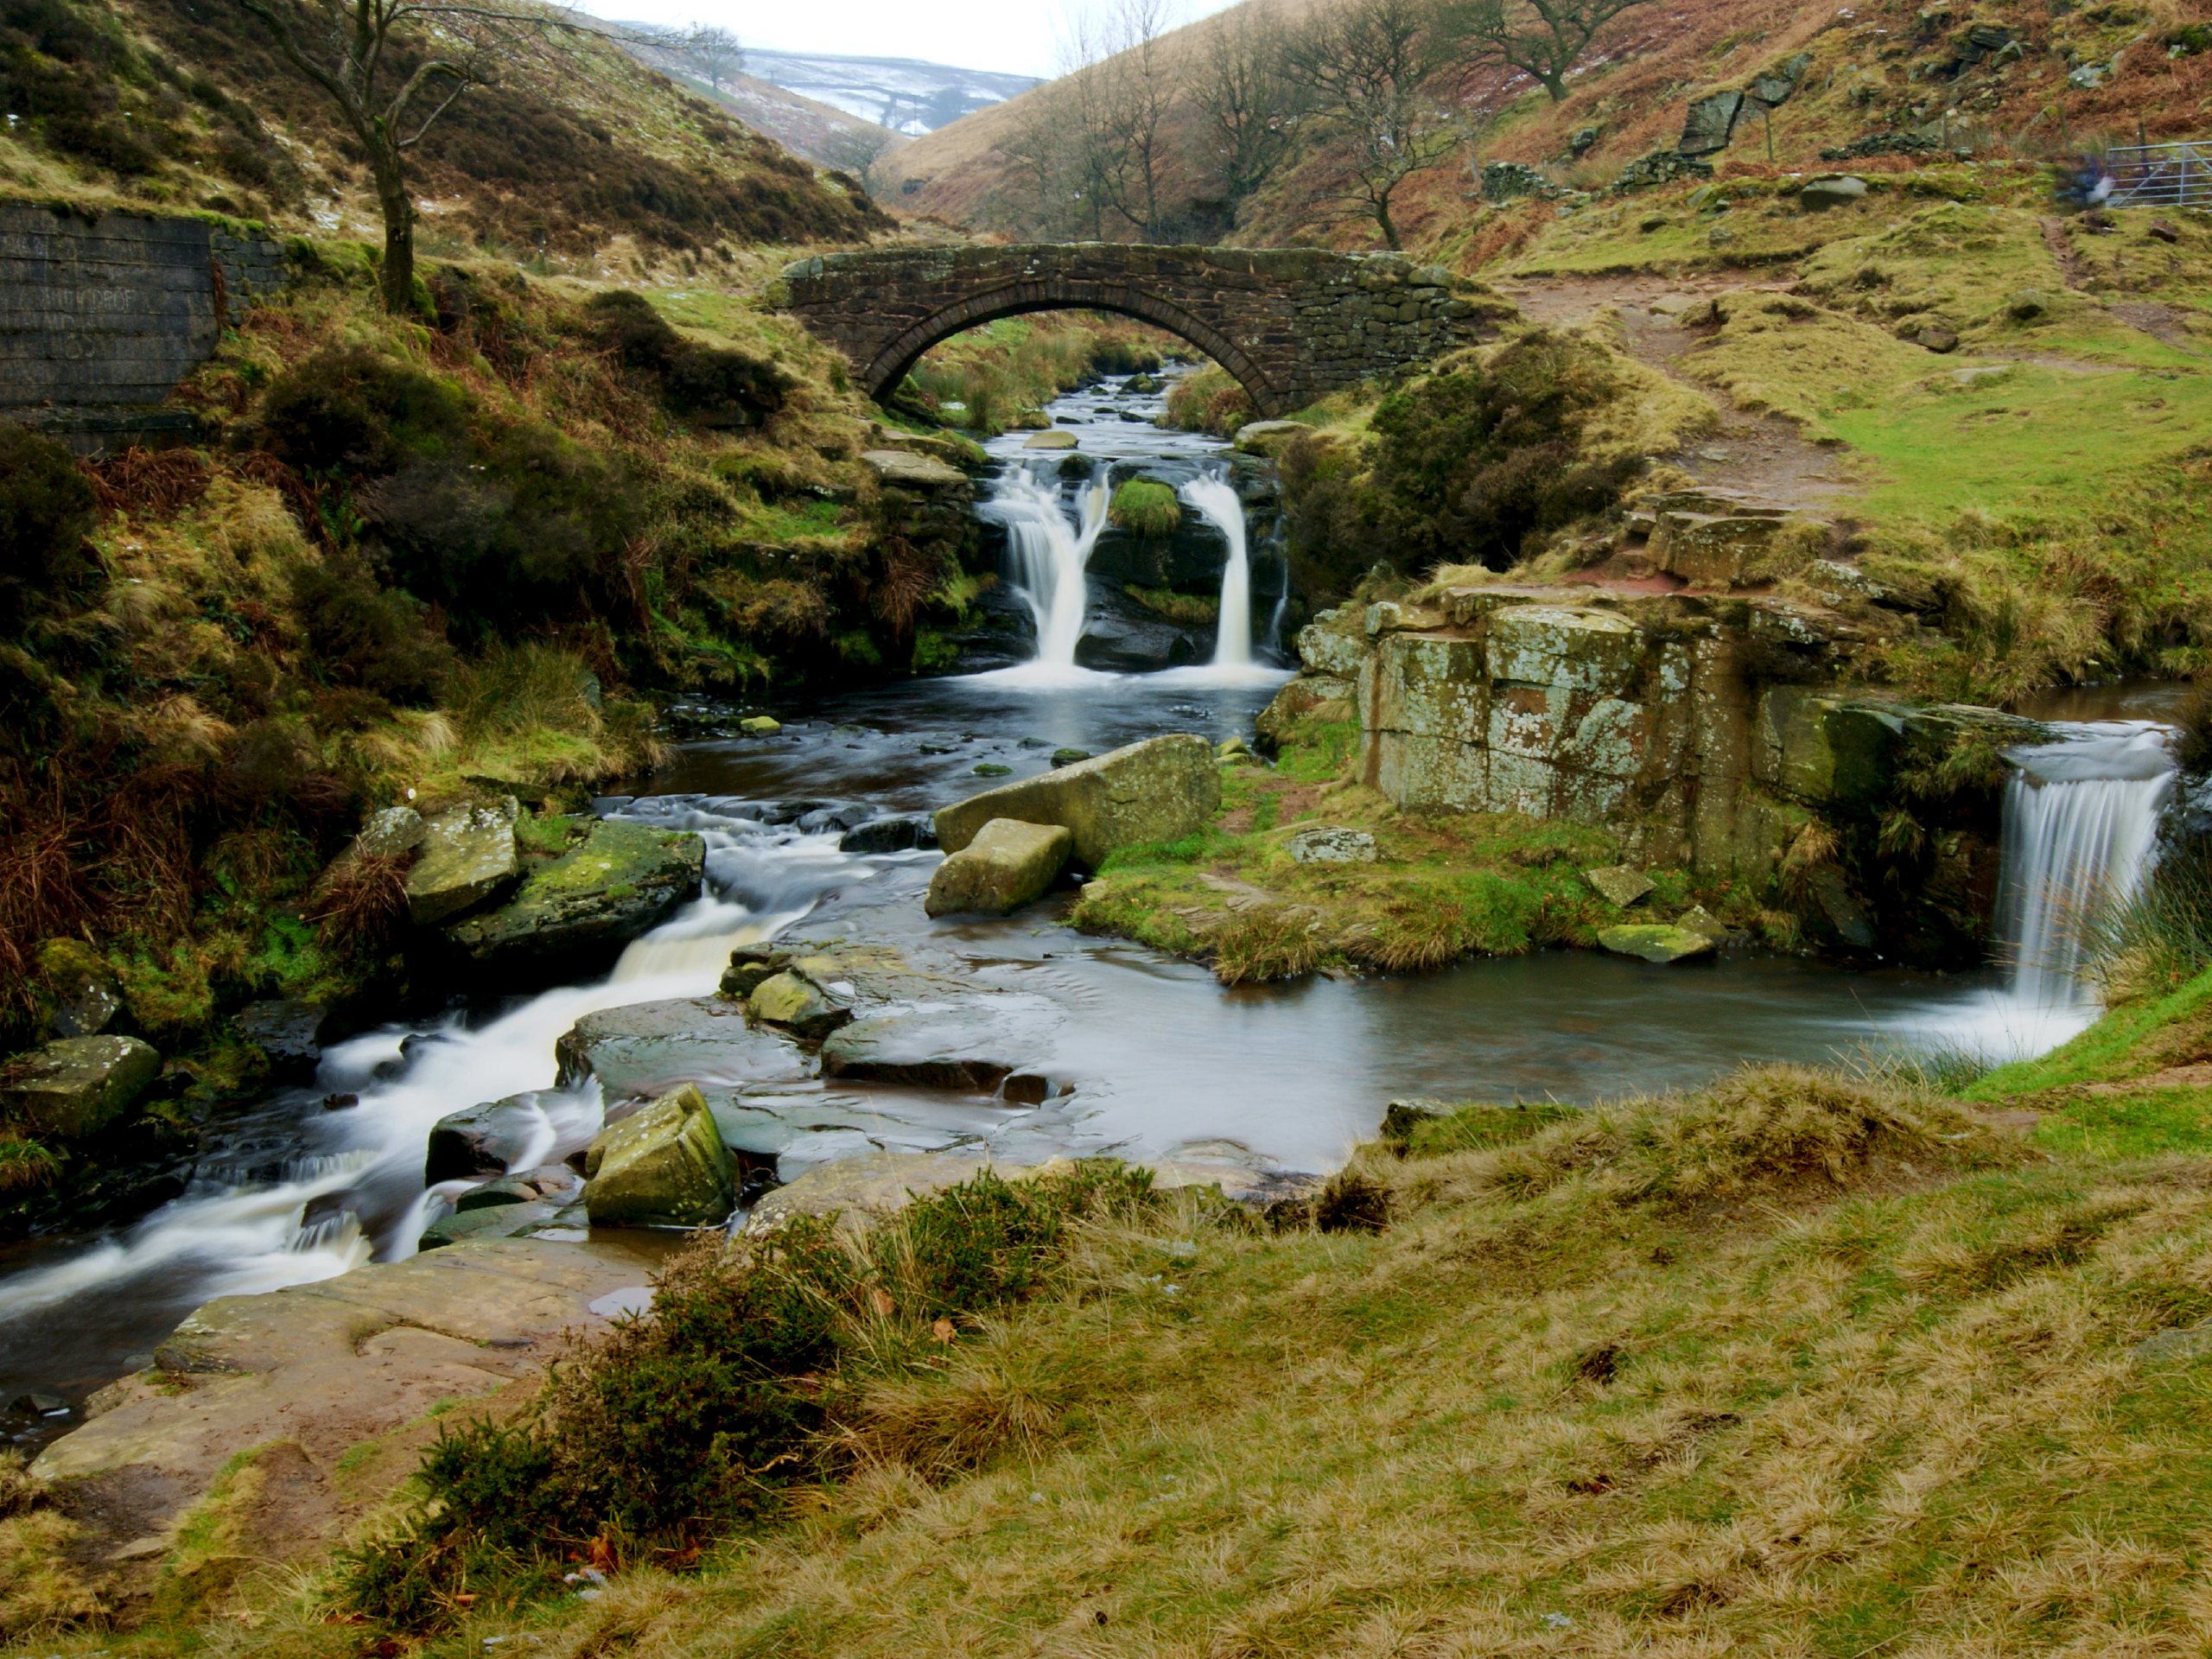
[2107,141,2210,209]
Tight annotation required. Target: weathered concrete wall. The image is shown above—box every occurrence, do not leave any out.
[777,245,1507,419]
[0,203,289,454]
[1268,586,2047,955]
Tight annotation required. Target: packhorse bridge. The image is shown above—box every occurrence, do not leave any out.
[778,244,1499,419]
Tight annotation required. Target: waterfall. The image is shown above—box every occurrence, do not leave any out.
[1179,472,1252,669]
[984,468,1108,671]
[1996,721,2178,1011]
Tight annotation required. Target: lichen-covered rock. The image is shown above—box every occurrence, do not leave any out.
[861,448,968,491]
[405,798,520,925]
[444,818,704,972]
[1586,866,1656,908]
[1232,420,1313,456]
[1288,827,1378,865]
[1257,674,1355,750]
[0,1034,161,1137]
[1651,512,1827,588]
[925,818,1072,917]
[934,735,1220,868]
[1598,925,1716,964]
[583,1084,735,1228]
[749,969,856,1039]
[1680,90,1745,156]
[1484,607,1643,696]
[1025,429,1079,450]
[1295,611,1369,679]
[33,938,124,1040]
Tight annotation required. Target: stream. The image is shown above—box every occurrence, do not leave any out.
[0,372,2183,1444]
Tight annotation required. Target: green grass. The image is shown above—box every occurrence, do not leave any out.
[1108,479,1181,538]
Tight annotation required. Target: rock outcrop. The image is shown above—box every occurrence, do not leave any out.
[0,1034,161,1138]
[925,818,1073,916]
[444,818,705,974]
[935,734,1221,868]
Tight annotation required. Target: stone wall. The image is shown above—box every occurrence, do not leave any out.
[1269,586,2046,957]
[0,203,289,454]
[777,245,1508,419]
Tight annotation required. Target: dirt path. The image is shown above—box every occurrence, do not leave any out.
[2040,215,2205,356]
[1497,270,1857,512]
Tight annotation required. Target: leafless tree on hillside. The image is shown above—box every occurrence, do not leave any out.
[1281,0,1463,250]
[1438,0,1654,105]
[684,22,744,94]
[226,0,620,315]
[823,124,899,199]
[1091,0,1183,242]
[1188,0,1305,231]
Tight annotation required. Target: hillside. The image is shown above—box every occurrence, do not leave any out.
[746,48,1041,137]
[0,0,890,274]
[893,0,2212,249]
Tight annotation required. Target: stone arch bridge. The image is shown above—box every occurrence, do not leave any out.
[777,244,1500,419]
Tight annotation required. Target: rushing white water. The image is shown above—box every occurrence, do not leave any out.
[983,469,1109,671]
[1996,721,2179,1012]
[0,810,864,1325]
[1180,472,1252,669]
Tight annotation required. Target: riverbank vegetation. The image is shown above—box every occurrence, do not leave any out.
[39,960,2212,1653]
[0,249,982,1219]
[897,315,1174,435]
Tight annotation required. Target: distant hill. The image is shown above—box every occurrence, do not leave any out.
[891,0,2212,251]
[0,0,890,264]
[744,50,1040,137]
[612,28,911,168]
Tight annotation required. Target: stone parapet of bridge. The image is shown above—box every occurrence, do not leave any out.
[775,244,1508,419]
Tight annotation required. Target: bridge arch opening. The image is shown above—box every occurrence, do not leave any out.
[865,283,1287,420]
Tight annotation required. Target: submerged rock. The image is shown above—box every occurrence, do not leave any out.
[445,819,704,974]
[583,1084,735,1228]
[840,814,935,854]
[1597,925,1716,964]
[556,997,813,1101]
[404,798,521,925]
[935,734,1221,868]
[0,1034,162,1138]
[820,994,1065,1092]
[925,818,1072,917]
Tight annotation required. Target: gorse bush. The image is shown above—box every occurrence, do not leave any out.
[344,1164,1162,1628]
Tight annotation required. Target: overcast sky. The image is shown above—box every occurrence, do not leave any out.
[582,0,1242,79]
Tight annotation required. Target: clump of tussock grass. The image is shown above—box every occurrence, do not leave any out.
[2082,833,2212,1004]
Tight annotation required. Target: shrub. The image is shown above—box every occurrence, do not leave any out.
[257,347,466,475]
[1090,337,1164,375]
[584,290,793,428]
[344,1164,1159,1628]
[1109,479,1182,538]
[289,555,454,705]
[0,423,99,630]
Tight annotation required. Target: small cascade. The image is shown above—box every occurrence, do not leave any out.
[984,468,1109,671]
[1180,472,1252,669]
[1996,721,2179,1010]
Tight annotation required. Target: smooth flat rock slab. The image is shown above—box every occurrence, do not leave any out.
[819,994,1065,1092]
[35,1236,675,1559]
[446,819,704,973]
[555,996,813,1100]
[1597,924,1717,964]
[1586,865,1656,907]
[405,798,520,925]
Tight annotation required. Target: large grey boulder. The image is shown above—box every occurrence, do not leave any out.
[925,818,1072,917]
[1,1035,161,1137]
[404,798,521,925]
[1598,925,1716,964]
[933,734,1220,868]
[582,1084,735,1228]
[445,819,705,973]
[1802,175,1869,213]
[1680,90,1745,156]
[556,997,813,1101]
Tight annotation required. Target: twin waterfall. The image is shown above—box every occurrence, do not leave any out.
[988,461,1262,674]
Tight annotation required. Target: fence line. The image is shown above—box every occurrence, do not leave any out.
[2108,142,2209,209]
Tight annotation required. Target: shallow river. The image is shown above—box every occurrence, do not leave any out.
[0,374,2127,1441]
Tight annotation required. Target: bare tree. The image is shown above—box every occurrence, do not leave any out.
[994,84,1100,239]
[823,123,898,198]
[684,22,743,94]
[229,0,607,314]
[1189,0,1303,230]
[1440,0,1653,105]
[1281,0,1461,250]
[1092,0,1182,242]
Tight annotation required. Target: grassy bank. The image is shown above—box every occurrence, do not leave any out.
[35,964,2212,1655]
[898,315,1179,435]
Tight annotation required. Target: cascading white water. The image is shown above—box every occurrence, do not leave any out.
[1996,721,2179,1011]
[1180,472,1252,669]
[985,469,1109,671]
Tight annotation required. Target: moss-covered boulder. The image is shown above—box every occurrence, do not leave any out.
[748,969,855,1039]
[934,734,1220,868]
[1598,925,1716,964]
[445,818,705,976]
[925,818,1072,917]
[0,1034,161,1137]
[582,1084,735,1228]
[32,938,125,1040]
[404,798,521,925]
